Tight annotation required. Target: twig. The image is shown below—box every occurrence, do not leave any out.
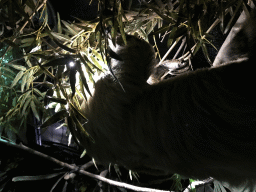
[0,140,171,192]
[159,36,182,65]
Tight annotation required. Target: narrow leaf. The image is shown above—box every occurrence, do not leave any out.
[22,96,32,116]
[50,32,71,42]
[30,100,40,121]
[1,66,16,76]
[41,110,68,128]
[12,172,65,182]
[21,72,28,92]
[201,43,212,65]
[69,68,77,98]
[7,64,26,71]
[46,96,67,104]
[76,61,92,96]
[10,71,24,88]
[61,20,78,36]
[33,88,45,98]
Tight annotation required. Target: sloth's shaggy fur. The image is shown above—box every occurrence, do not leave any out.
[81,33,256,189]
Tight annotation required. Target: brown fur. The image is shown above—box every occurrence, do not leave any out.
[81,35,256,189]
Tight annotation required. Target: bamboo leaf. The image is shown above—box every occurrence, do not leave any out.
[41,110,68,128]
[69,67,77,98]
[76,61,92,96]
[21,37,35,44]
[79,77,87,101]
[22,96,32,116]
[91,49,104,63]
[7,64,27,71]
[50,32,71,42]
[67,116,82,146]
[71,113,93,142]
[26,69,34,90]
[74,23,93,31]
[12,172,65,182]
[5,108,18,119]
[78,53,94,74]
[24,55,32,68]
[69,102,88,122]
[10,71,24,88]
[89,55,103,72]
[52,38,76,53]
[30,100,40,121]
[57,12,62,33]
[1,66,16,76]
[18,90,32,103]
[46,96,67,104]
[201,43,212,65]
[21,72,28,92]
[61,20,78,36]
[33,88,45,98]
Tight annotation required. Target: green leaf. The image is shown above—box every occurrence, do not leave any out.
[22,96,32,116]
[26,69,34,90]
[50,32,71,42]
[10,71,24,88]
[201,43,212,64]
[30,100,40,121]
[57,12,62,33]
[76,61,92,96]
[24,55,32,68]
[7,64,27,71]
[79,77,87,101]
[1,66,16,76]
[69,100,88,122]
[69,67,77,98]
[71,113,93,142]
[52,38,76,53]
[46,96,67,104]
[21,72,28,92]
[91,49,104,63]
[33,88,45,98]
[12,172,65,182]
[74,23,93,31]
[18,90,32,104]
[78,53,94,74]
[90,55,103,72]
[61,20,78,36]
[41,110,68,128]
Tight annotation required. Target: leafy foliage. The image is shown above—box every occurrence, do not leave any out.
[0,0,249,144]
[0,0,250,191]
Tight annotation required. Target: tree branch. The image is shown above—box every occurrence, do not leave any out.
[0,140,171,192]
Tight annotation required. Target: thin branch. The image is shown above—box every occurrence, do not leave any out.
[159,36,182,65]
[0,140,171,192]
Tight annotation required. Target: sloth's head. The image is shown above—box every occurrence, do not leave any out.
[108,34,157,81]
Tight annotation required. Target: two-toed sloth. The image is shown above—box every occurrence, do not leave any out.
[80,31,256,189]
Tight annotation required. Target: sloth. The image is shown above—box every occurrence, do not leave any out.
[80,25,256,189]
